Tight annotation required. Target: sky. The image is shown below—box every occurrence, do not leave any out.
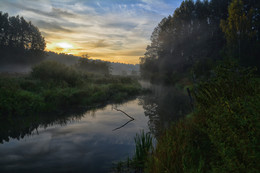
[1,0,183,64]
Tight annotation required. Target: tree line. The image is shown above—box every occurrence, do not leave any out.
[0,12,111,75]
[140,0,260,84]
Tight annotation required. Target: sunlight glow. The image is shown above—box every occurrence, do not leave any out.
[56,42,73,49]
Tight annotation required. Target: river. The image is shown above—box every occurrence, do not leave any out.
[0,84,191,173]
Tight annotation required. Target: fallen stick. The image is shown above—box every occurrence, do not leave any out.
[113,108,135,120]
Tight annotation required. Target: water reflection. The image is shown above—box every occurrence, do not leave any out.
[0,84,191,172]
[139,84,192,137]
[0,109,87,143]
[0,98,149,173]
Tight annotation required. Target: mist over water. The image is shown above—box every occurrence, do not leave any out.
[0,64,32,73]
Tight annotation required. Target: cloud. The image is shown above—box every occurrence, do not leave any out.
[51,7,76,18]
[35,20,73,33]
[2,1,77,19]
[92,40,110,48]
[0,0,183,64]
[101,21,138,31]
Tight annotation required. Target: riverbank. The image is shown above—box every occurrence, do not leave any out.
[145,64,260,172]
[114,63,259,173]
[0,61,143,118]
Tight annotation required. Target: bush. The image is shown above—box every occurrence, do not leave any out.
[0,88,45,117]
[31,61,83,86]
[0,65,142,117]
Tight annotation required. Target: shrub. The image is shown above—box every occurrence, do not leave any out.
[31,61,83,86]
[0,88,45,117]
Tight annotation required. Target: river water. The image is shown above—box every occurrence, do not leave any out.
[0,84,191,173]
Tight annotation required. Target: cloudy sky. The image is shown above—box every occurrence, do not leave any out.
[1,0,182,64]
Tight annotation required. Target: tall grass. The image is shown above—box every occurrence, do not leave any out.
[113,131,154,173]
[133,131,153,170]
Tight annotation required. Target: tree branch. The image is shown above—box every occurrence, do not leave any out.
[113,108,135,120]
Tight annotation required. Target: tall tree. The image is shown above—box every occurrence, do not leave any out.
[140,0,260,84]
[140,0,228,84]
[220,0,260,69]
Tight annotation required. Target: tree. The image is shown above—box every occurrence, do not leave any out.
[76,55,110,76]
[220,0,260,69]
[0,12,46,64]
[140,0,260,83]
[140,0,228,84]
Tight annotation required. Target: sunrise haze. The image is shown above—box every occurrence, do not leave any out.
[1,0,183,64]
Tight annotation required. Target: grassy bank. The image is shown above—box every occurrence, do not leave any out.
[145,63,260,172]
[0,61,142,118]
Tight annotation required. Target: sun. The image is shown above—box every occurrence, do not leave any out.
[56,42,73,49]
[46,41,79,55]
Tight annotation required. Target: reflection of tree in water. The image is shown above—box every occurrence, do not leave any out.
[139,86,191,137]
[0,108,98,143]
[0,97,136,143]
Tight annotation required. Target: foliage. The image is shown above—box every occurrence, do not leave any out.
[113,131,154,173]
[0,62,142,118]
[31,61,83,86]
[145,63,260,172]
[140,0,260,83]
[0,12,46,64]
[140,0,228,84]
[133,131,153,170]
[76,57,110,76]
[220,0,260,69]
[0,88,45,117]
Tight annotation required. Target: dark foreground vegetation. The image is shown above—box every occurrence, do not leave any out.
[0,61,142,118]
[146,63,259,172]
[116,63,260,173]
[116,0,260,172]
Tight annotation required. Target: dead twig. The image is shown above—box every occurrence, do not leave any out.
[113,108,135,120]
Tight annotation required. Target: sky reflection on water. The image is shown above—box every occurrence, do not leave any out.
[0,98,149,173]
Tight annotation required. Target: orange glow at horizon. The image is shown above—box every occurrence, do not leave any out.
[46,41,78,55]
[1,0,182,65]
[45,42,142,64]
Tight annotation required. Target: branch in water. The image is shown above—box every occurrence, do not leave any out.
[112,119,134,131]
[113,108,135,120]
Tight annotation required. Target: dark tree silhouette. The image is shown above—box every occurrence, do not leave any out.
[220,0,260,69]
[0,12,46,65]
[76,56,110,76]
[140,0,260,84]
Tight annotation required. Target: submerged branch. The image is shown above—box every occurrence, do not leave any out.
[113,108,135,120]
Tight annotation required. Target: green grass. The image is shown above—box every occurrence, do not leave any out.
[133,131,154,170]
[113,131,154,173]
[0,61,142,117]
